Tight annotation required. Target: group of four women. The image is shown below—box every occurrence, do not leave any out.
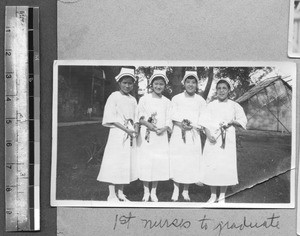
[97,67,247,203]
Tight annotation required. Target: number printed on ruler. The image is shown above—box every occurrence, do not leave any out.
[5,6,40,232]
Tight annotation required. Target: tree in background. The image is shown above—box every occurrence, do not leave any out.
[136,66,174,99]
[196,67,213,100]
[214,67,273,100]
[136,66,274,101]
[136,66,213,99]
[198,67,274,101]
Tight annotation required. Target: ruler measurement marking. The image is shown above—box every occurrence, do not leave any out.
[5,6,40,232]
[6,163,26,165]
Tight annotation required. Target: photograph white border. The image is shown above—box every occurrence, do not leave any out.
[288,0,300,57]
[51,60,296,209]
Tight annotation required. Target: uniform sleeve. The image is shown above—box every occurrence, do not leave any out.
[165,99,173,129]
[234,102,247,129]
[197,101,211,129]
[136,95,148,122]
[102,93,118,128]
[200,97,207,111]
[197,97,207,125]
[170,95,183,122]
[133,98,139,124]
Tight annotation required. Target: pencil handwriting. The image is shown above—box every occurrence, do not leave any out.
[112,212,280,235]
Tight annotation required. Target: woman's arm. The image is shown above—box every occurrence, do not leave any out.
[173,120,193,131]
[230,102,247,129]
[228,120,242,128]
[173,120,182,129]
[156,126,171,136]
[204,127,216,144]
[109,122,137,137]
[139,117,157,132]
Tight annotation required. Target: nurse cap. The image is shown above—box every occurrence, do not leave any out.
[216,77,234,91]
[181,71,199,85]
[149,69,169,84]
[115,68,136,82]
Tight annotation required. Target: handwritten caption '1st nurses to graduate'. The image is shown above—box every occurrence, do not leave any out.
[113,212,280,236]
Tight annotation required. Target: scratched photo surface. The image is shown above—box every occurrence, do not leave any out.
[51,60,296,208]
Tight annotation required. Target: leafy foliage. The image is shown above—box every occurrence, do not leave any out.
[214,67,274,99]
[136,66,275,101]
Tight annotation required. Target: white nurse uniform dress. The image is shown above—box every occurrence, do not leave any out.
[137,93,171,182]
[199,99,247,186]
[169,92,206,184]
[97,91,138,184]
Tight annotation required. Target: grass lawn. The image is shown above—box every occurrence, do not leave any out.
[56,124,291,203]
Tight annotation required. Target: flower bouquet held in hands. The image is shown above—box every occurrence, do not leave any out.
[181,119,192,143]
[123,117,135,146]
[219,122,230,149]
[145,112,157,143]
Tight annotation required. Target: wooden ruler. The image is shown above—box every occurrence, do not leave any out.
[4,6,40,231]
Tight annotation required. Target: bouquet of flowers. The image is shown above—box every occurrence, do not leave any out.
[182,119,192,143]
[123,118,135,146]
[219,122,230,149]
[145,112,157,143]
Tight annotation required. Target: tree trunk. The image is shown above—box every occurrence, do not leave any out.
[170,67,185,97]
[202,67,214,100]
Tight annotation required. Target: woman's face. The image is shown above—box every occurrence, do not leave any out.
[119,77,134,94]
[216,82,230,101]
[152,78,166,95]
[184,77,197,95]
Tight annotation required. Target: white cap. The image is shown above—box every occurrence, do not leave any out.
[216,77,234,91]
[115,68,136,82]
[181,71,199,85]
[149,69,169,84]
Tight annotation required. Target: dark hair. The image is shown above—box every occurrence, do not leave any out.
[118,76,135,84]
[150,76,166,86]
[216,80,231,90]
[184,76,198,84]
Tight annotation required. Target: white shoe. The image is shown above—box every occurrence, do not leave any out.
[171,191,179,202]
[150,193,158,202]
[182,192,190,201]
[142,192,150,202]
[218,196,225,203]
[206,196,217,203]
[118,193,130,202]
[107,196,120,202]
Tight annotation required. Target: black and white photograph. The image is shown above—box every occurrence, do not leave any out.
[288,0,300,57]
[51,60,296,208]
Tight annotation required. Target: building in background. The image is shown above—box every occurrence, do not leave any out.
[236,76,292,133]
[58,66,108,122]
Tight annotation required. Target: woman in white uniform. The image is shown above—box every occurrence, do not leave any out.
[137,69,171,202]
[97,68,138,202]
[169,71,206,201]
[199,78,247,203]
